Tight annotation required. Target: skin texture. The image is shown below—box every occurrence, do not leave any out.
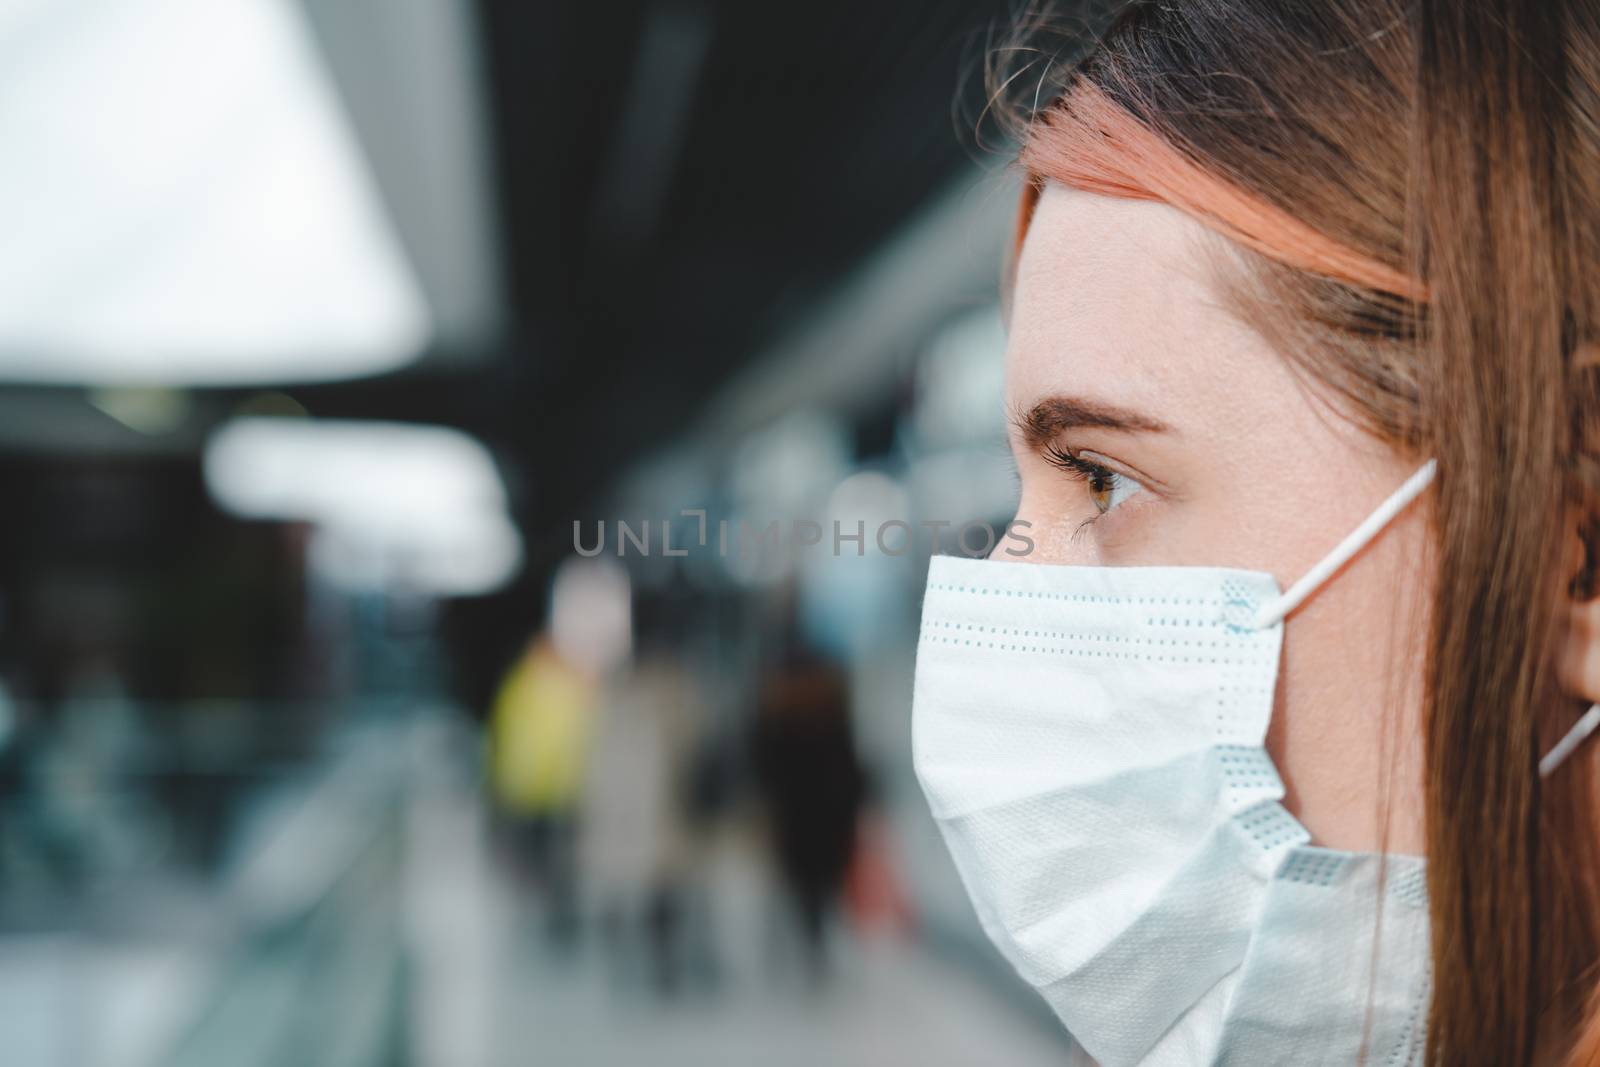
[1004,183,1432,854]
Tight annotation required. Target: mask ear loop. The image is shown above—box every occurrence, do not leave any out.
[1540,705,1600,778]
[1250,460,1439,630]
[1243,458,1598,779]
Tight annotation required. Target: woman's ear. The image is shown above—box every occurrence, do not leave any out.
[1558,506,1600,702]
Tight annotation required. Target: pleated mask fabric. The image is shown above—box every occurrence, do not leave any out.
[912,466,1438,1065]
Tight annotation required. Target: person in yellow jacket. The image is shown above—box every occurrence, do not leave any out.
[487,633,596,943]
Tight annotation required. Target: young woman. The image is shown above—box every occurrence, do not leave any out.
[911,1,1600,1063]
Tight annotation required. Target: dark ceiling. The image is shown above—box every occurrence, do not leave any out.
[0,0,1075,708]
[0,0,1049,704]
[293,0,1024,572]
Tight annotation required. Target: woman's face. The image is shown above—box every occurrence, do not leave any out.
[1005,182,1433,854]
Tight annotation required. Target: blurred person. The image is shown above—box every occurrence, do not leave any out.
[487,632,595,944]
[911,2,1600,1064]
[580,619,707,996]
[752,639,864,986]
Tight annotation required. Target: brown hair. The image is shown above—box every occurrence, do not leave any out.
[1002,1,1600,1062]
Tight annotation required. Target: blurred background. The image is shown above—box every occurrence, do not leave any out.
[0,1,1099,1064]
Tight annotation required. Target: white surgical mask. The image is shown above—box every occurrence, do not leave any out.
[912,462,1439,1066]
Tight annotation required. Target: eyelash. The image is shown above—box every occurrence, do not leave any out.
[1042,443,1111,483]
[1041,444,1111,525]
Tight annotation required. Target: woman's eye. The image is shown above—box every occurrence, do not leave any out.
[1086,466,1142,514]
[1043,444,1144,517]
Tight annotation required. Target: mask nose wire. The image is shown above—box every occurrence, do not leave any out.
[1249,460,1439,631]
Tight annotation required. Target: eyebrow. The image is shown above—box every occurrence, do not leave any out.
[1011,395,1171,446]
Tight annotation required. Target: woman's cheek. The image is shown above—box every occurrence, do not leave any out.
[1009,493,1102,565]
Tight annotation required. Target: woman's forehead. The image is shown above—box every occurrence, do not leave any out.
[1006,183,1284,432]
